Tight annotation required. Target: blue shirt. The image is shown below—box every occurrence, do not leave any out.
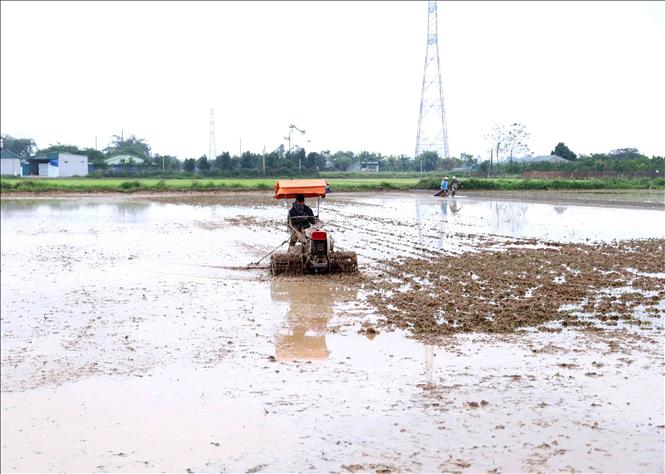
[441,179,449,191]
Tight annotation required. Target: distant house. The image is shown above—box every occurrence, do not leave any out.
[1,150,22,176]
[104,154,146,166]
[360,161,380,173]
[514,154,568,164]
[28,152,89,177]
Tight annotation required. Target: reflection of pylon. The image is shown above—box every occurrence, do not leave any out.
[415,1,449,161]
[208,108,216,161]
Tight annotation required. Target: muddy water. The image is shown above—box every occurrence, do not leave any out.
[1,192,664,472]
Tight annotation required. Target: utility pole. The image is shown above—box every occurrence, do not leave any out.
[288,124,306,170]
[415,1,450,163]
[262,145,266,175]
[208,108,217,161]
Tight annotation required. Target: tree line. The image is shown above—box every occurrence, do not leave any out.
[1,132,661,178]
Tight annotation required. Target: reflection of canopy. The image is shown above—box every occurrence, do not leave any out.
[271,278,358,362]
[274,179,329,199]
[275,333,330,362]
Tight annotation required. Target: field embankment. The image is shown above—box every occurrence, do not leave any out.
[1,176,664,194]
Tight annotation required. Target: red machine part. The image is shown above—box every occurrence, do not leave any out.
[311,231,327,241]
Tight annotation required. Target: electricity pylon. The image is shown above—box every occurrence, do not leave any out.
[415,1,450,167]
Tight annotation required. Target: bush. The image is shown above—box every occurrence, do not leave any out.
[120,180,142,191]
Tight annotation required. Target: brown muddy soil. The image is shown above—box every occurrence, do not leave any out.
[366,239,665,339]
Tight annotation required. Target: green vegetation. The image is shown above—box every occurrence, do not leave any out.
[2,176,663,194]
[416,177,665,191]
[2,128,663,194]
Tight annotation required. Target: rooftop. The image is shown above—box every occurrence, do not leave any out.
[0,150,20,160]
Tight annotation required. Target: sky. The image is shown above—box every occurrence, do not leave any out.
[1,1,664,160]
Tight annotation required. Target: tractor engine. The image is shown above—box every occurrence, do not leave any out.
[309,230,328,257]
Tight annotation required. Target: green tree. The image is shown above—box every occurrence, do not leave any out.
[183,158,196,172]
[609,148,641,160]
[460,152,477,167]
[551,142,577,160]
[104,134,151,159]
[37,143,83,155]
[214,152,231,171]
[1,134,37,158]
[240,151,258,170]
[417,150,439,172]
[196,155,210,172]
[286,148,306,171]
[152,154,178,172]
[303,151,327,171]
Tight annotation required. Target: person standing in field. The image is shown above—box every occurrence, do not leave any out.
[450,176,460,197]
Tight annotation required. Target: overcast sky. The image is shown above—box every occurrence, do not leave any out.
[1,1,664,159]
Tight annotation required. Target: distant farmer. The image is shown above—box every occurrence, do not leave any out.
[450,176,460,196]
[434,176,449,197]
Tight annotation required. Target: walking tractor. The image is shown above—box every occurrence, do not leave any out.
[270,179,358,276]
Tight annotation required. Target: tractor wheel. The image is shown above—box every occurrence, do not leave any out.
[329,251,358,274]
[271,252,305,276]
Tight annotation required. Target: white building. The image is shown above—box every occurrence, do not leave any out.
[29,152,89,177]
[1,150,22,176]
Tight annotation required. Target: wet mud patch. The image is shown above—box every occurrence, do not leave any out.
[365,238,665,340]
[221,215,282,229]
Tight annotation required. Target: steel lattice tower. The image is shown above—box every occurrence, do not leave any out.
[208,108,217,161]
[415,1,449,162]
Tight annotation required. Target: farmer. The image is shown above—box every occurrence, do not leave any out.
[438,176,449,197]
[450,176,460,196]
[288,194,317,247]
[289,193,316,230]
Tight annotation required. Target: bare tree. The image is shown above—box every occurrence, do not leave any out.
[485,123,531,171]
[484,124,507,175]
[504,123,530,164]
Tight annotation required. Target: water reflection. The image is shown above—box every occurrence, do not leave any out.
[554,205,567,215]
[438,200,448,249]
[425,345,434,383]
[416,201,424,246]
[0,199,152,223]
[270,279,357,362]
[449,198,462,214]
[0,198,231,225]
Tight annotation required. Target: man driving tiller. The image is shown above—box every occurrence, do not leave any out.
[288,193,317,247]
[270,178,357,275]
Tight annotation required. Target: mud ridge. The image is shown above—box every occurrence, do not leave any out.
[365,238,665,340]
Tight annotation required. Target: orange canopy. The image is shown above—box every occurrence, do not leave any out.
[273,179,329,199]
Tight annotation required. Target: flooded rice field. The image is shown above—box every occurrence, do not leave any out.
[1,190,664,473]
